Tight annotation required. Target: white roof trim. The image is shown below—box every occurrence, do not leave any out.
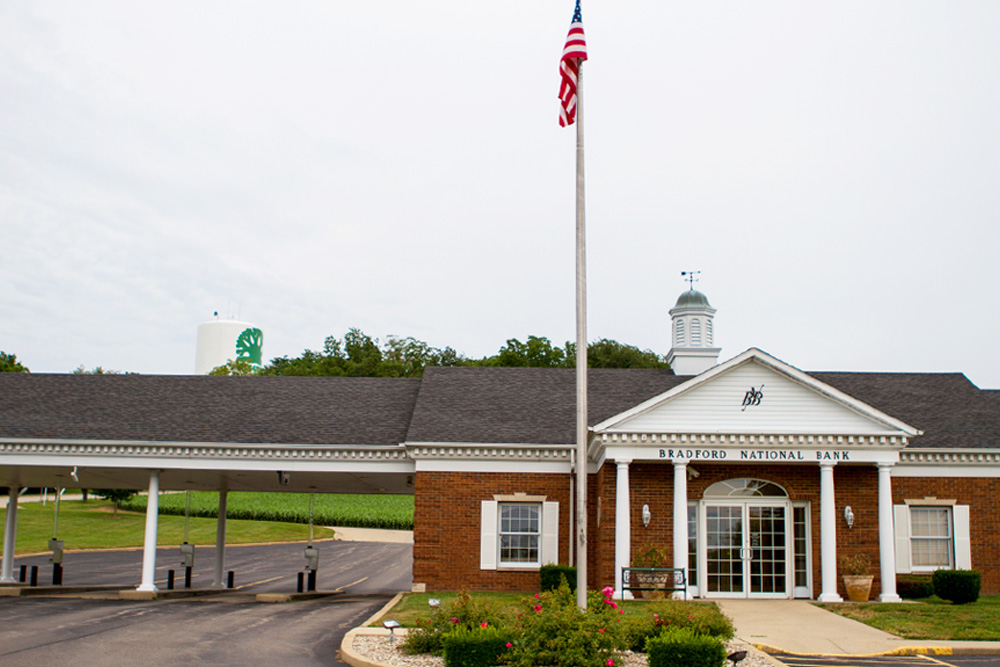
[592,347,921,437]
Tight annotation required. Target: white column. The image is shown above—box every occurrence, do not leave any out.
[614,460,631,598]
[672,461,689,590]
[137,472,160,592]
[212,490,229,588]
[817,462,842,602]
[877,462,901,602]
[1,487,20,583]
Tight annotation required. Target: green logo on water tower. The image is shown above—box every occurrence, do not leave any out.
[236,327,263,366]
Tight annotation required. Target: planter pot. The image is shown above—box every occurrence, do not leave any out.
[843,575,874,602]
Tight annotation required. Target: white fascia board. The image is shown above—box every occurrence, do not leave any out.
[0,437,407,450]
[896,448,1000,474]
[0,453,416,474]
[414,460,572,473]
[592,347,921,437]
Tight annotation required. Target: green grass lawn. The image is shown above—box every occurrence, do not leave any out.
[1,499,333,555]
[371,591,727,628]
[120,491,414,530]
[818,596,1000,640]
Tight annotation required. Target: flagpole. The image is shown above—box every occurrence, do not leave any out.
[574,60,588,611]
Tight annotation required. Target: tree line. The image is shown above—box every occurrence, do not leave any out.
[0,331,671,378]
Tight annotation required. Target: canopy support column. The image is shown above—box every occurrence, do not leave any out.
[137,471,160,592]
[1,487,21,583]
[212,490,228,588]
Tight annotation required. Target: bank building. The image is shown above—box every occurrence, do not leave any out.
[1,288,998,601]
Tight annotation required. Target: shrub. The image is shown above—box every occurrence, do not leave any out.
[932,569,981,605]
[621,600,734,652]
[540,564,577,592]
[443,626,512,667]
[402,592,508,656]
[505,583,621,667]
[646,627,727,667]
[896,575,934,599]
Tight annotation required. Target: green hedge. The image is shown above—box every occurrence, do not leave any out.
[442,626,511,667]
[897,574,934,599]
[539,564,576,592]
[933,569,981,605]
[646,627,727,667]
[118,491,414,530]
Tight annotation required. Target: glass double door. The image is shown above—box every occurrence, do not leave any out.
[703,502,791,598]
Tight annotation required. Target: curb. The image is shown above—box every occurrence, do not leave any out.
[751,643,1000,657]
[339,593,405,667]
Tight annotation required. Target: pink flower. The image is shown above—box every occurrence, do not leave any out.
[598,628,605,634]
[450,617,458,624]
[534,604,543,613]
[534,593,540,598]
[619,609,624,614]
[481,622,489,628]
[605,599,618,609]
[653,614,659,619]
[607,660,615,666]
[602,586,614,598]
[506,642,513,648]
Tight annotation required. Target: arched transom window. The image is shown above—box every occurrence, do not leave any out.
[703,478,788,498]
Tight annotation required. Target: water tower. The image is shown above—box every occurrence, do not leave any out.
[195,314,264,374]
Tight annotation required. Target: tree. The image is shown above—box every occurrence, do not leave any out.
[487,336,570,368]
[73,365,123,375]
[0,351,29,373]
[92,489,138,516]
[209,359,261,376]
[581,339,670,369]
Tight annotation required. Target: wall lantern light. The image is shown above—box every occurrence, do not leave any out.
[641,504,652,527]
[844,506,855,529]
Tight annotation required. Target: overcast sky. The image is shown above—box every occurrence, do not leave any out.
[2,1,999,388]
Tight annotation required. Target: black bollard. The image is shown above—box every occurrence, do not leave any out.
[307,570,317,592]
[19,565,26,583]
[297,571,304,593]
[29,565,38,587]
[167,569,175,590]
[52,563,63,586]
[184,566,192,589]
[227,570,234,589]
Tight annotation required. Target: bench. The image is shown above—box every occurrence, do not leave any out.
[621,567,687,600]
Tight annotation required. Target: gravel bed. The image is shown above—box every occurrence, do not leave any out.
[352,634,783,667]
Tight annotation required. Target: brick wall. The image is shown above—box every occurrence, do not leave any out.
[413,470,574,592]
[413,465,1000,596]
[893,477,1000,593]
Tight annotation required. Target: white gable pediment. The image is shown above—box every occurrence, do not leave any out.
[595,348,919,437]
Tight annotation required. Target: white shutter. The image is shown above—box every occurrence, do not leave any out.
[953,505,971,570]
[893,505,911,573]
[541,501,559,565]
[480,500,498,570]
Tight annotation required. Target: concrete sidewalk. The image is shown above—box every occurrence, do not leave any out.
[716,599,1000,656]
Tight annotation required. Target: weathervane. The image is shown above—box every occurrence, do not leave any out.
[681,270,701,289]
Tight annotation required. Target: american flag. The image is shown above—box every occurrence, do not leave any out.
[559,0,588,127]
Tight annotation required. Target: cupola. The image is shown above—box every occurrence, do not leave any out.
[667,287,721,375]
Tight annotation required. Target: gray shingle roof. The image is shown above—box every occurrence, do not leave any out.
[405,367,684,444]
[0,374,420,445]
[0,368,996,450]
[807,372,998,448]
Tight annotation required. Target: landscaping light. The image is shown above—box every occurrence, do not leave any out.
[383,619,401,643]
[641,504,651,527]
[844,506,855,529]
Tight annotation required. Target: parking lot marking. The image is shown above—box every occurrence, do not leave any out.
[334,577,368,592]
